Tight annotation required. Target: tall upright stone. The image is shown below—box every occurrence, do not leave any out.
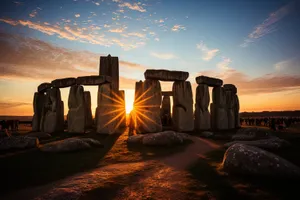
[211,86,228,130]
[99,55,119,92]
[134,80,143,104]
[84,91,93,128]
[234,94,240,128]
[40,88,64,133]
[32,92,46,132]
[136,79,162,133]
[225,90,235,129]
[67,85,86,133]
[224,84,240,128]
[161,95,171,126]
[172,81,194,132]
[194,84,210,130]
[96,83,120,134]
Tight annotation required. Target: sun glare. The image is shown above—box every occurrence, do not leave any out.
[126,103,133,114]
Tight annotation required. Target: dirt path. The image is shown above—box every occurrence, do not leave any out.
[3,131,221,200]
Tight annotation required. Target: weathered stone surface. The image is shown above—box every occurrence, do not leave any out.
[96,83,121,134]
[224,84,237,94]
[51,78,76,88]
[127,134,144,144]
[26,132,51,140]
[0,136,39,151]
[224,137,290,150]
[200,131,214,138]
[196,76,223,87]
[38,83,52,93]
[40,138,98,153]
[134,80,143,103]
[195,84,211,130]
[100,55,119,91]
[161,91,173,96]
[32,92,46,132]
[144,69,189,81]
[232,127,273,141]
[136,79,162,133]
[68,85,86,133]
[141,131,191,146]
[76,75,111,86]
[172,81,194,132]
[84,91,93,128]
[80,138,103,147]
[221,144,300,178]
[225,90,235,129]
[211,86,228,130]
[161,95,171,126]
[234,94,240,128]
[40,88,64,133]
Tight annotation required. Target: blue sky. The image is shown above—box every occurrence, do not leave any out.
[0,0,300,115]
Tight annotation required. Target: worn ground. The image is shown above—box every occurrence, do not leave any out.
[1,124,300,200]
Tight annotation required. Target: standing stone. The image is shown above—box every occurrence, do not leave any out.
[194,84,210,130]
[136,79,162,133]
[84,91,93,128]
[96,83,120,134]
[234,94,240,128]
[100,55,119,91]
[38,83,52,93]
[161,95,171,126]
[225,90,235,129]
[32,92,46,132]
[40,88,64,133]
[172,81,194,132]
[134,80,143,103]
[67,85,86,133]
[211,86,228,130]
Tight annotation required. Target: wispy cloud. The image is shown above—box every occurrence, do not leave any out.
[127,32,145,38]
[118,2,146,12]
[0,102,31,109]
[0,18,146,50]
[75,14,80,18]
[0,32,144,87]
[171,24,186,32]
[241,2,295,47]
[92,1,100,6]
[196,41,219,61]
[197,68,300,95]
[274,56,300,74]
[29,8,41,18]
[217,57,232,70]
[151,52,177,60]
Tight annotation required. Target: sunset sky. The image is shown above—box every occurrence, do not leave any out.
[0,0,300,116]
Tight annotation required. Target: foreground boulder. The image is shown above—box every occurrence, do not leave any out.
[144,69,189,81]
[232,127,273,141]
[200,131,214,138]
[40,138,102,153]
[0,136,39,151]
[26,132,52,140]
[221,144,300,178]
[224,137,290,150]
[128,131,191,146]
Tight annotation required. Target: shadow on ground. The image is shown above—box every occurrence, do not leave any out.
[0,130,123,196]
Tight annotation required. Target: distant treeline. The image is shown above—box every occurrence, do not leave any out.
[240,110,300,118]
